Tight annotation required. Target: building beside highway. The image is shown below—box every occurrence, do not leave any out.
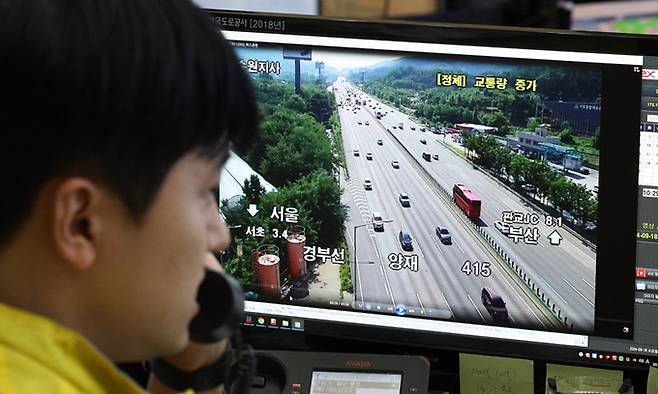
[515,125,560,156]
[454,123,497,134]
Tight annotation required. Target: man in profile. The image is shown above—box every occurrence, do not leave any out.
[0,0,257,392]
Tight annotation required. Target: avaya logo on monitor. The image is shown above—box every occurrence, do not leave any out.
[344,360,373,368]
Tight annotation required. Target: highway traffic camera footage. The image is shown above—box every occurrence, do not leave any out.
[219,43,608,336]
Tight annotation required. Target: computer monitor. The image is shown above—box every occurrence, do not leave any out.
[571,1,658,35]
[211,10,658,368]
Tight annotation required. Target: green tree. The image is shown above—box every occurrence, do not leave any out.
[509,155,531,186]
[268,170,347,246]
[569,184,595,224]
[559,130,575,145]
[222,236,259,288]
[480,111,510,133]
[548,177,575,214]
[527,117,539,130]
[259,121,336,186]
[490,145,512,175]
[536,164,560,203]
[282,94,307,113]
[301,84,334,123]
[243,175,266,205]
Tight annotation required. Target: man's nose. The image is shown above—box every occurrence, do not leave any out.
[208,212,231,253]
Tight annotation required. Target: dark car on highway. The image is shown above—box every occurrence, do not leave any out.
[435,226,452,244]
[399,193,411,207]
[481,287,509,322]
[399,230,413,251]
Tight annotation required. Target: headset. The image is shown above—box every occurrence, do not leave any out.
[189,268,256,394]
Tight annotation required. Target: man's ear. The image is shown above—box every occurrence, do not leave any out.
[51,178,102,271]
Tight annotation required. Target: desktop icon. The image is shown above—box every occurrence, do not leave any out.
[591,353,597,359]
[244,315,253,324]
[619,356,625,362]
[257,316,266,325]
[637,268,647,278]
[395,304,407,316]
[282,319,290,328]
[637,282,647,291]
[269,318,278,326]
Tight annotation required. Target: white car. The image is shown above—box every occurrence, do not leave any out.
[366,152,373,160]
[391,161,400,169]
[372,212,384,232]
[494,220,510,235]
[365,121,370,126]
[353,149,360,156]
[364,178,372,190]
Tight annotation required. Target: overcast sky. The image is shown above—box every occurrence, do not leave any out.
[311,49,399,72]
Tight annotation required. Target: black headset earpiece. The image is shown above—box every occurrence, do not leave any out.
[189,268,245,343]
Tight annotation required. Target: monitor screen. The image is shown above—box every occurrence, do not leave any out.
[211,11,658,368]
[310,371,402,394]
[571,1,658,35]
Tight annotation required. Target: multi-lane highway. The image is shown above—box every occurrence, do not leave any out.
[366,83,596,331]
[335,79,575,330]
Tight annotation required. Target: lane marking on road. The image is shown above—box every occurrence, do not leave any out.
[380,265,391,296]
[440,290,455,319]
[454,240,465,255]
[416,293,426,315]
[431,237,445,256]
[381,265,396,306]
[582,278,595,291]
[467,294,486,323]
[542,279,569,306]
[563,278,594,308]
[491,265,545,328]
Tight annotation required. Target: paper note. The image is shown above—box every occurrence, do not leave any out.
[648,367,658,394]
[546,363,622,393]
[459,353,534,394]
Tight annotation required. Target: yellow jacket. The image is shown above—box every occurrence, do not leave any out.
[0,302,145,393]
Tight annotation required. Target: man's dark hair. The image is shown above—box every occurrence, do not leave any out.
[0,0,257,246]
